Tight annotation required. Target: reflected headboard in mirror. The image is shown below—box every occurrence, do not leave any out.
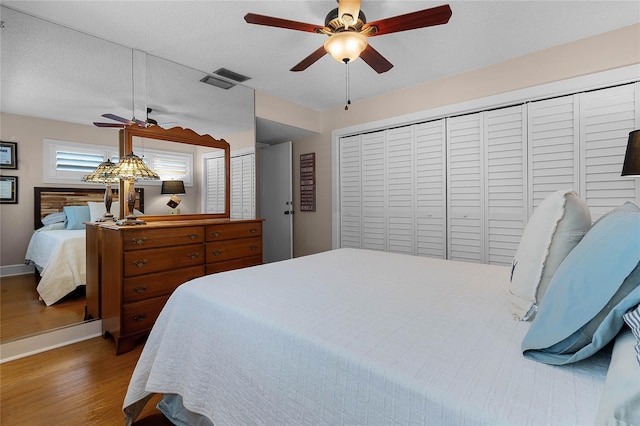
[119,124,231,221]
[34,187,144,229]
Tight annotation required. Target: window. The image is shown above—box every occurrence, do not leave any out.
[43,139,193,185]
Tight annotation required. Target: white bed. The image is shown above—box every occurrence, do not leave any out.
[26,186,145,306]
[124,248,612,425]
[25,228,86,306]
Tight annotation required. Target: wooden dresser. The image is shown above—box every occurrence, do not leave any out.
[92,218,263,354]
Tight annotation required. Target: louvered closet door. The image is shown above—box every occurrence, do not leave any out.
[447,114,484,263]
[528,95,580,211]
[484,105,528,266]
[387,127,414,254]
[230,153,255,219]
[580,83,640,220]
[361,131,387,251]
[205,156,226,214]
[414,120,447,258]
[339,135,362,248]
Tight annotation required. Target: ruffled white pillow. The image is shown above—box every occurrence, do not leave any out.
[509,189,591,321]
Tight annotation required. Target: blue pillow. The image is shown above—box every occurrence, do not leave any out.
[521,202,640,365]
[63,205,91,230]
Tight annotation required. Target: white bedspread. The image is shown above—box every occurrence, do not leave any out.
[124,248,610,425]
[25,229,86,306]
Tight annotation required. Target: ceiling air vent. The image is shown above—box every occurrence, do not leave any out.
[200,75,236,90]
[212,68,251,83]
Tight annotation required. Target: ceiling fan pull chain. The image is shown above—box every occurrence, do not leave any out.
[344,59,351,111]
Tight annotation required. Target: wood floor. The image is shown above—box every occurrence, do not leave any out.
[1,274,86,342]
[1,336,173,425]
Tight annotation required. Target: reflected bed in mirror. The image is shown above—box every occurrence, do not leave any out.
[0,187,143,344]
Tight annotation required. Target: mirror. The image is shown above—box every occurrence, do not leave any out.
[120,125,231,220]
[0,6,255,345]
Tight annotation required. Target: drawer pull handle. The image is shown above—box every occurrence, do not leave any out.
[132,314,147,322]
[250,245,258,251]
[187,252,200,260]
[132,237,147,245]
[133,259,148,268]
[187,233,199,240]
[211,231,222,238]
[212,250,223,256]
[249,228,258,233]
[133,285,147,293]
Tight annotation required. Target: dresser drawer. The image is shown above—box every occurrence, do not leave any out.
[206,237,262,263]
[206,222,262,242]
[123,265,205,303]
[123,226,205,251]
[206,255,262,274]
[124,244,204,277]
[122,296,169,335]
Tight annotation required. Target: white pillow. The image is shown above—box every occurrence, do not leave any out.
[88,201,120,221]
[509,189,591,321]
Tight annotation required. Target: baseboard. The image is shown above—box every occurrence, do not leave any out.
[0,320,102,363]
[0,263,35,277]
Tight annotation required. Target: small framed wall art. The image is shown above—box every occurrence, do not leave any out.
[0,141,18,169]
[300,152,316,212]
[0,176,18,204]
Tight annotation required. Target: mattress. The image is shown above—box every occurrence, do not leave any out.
[25,229,86,306]
[124,248,610,425]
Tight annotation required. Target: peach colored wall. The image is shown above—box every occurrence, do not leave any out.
[291,24,640,257]
[255,91,321,133]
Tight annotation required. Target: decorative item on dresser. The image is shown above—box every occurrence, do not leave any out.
[93,218,263,354]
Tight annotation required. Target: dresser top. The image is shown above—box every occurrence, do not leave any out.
[97,217,263,231]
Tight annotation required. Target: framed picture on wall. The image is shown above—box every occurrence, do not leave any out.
[0,141,18,169]
[0,176,18,204]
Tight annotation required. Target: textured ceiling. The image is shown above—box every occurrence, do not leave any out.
[1,1,639,140]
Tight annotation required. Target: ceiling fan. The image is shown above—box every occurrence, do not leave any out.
[93,108,167,129]
[244,0,452,74]
[93,113,146,128]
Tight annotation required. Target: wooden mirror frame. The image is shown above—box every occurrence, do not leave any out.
[119,124,231,221]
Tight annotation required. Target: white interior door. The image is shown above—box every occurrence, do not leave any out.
[260,141,293,263]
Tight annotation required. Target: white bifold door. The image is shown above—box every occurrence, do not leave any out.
[336,82,640,266]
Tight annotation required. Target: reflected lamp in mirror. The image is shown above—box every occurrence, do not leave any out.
[105,152,160,225]
[161,180,185,211]
[81,159,120,221]
[622,130,640,177]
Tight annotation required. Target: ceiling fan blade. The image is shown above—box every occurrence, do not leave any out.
[359,45,393,74]
[290,46,328,72]
[363,4,452,36]
[244,13,325,33]
[338,0,361,28]
[93,122,125,128]
[101,113,131,124]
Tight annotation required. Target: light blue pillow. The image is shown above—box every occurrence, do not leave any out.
[63,205,91,230]
[522,202,640,365]
[594,330,640,425]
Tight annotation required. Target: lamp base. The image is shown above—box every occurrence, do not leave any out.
[95,212,116,222]
[116,216,147,226]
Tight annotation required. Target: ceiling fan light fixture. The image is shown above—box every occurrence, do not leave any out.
[324,31,367,64]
